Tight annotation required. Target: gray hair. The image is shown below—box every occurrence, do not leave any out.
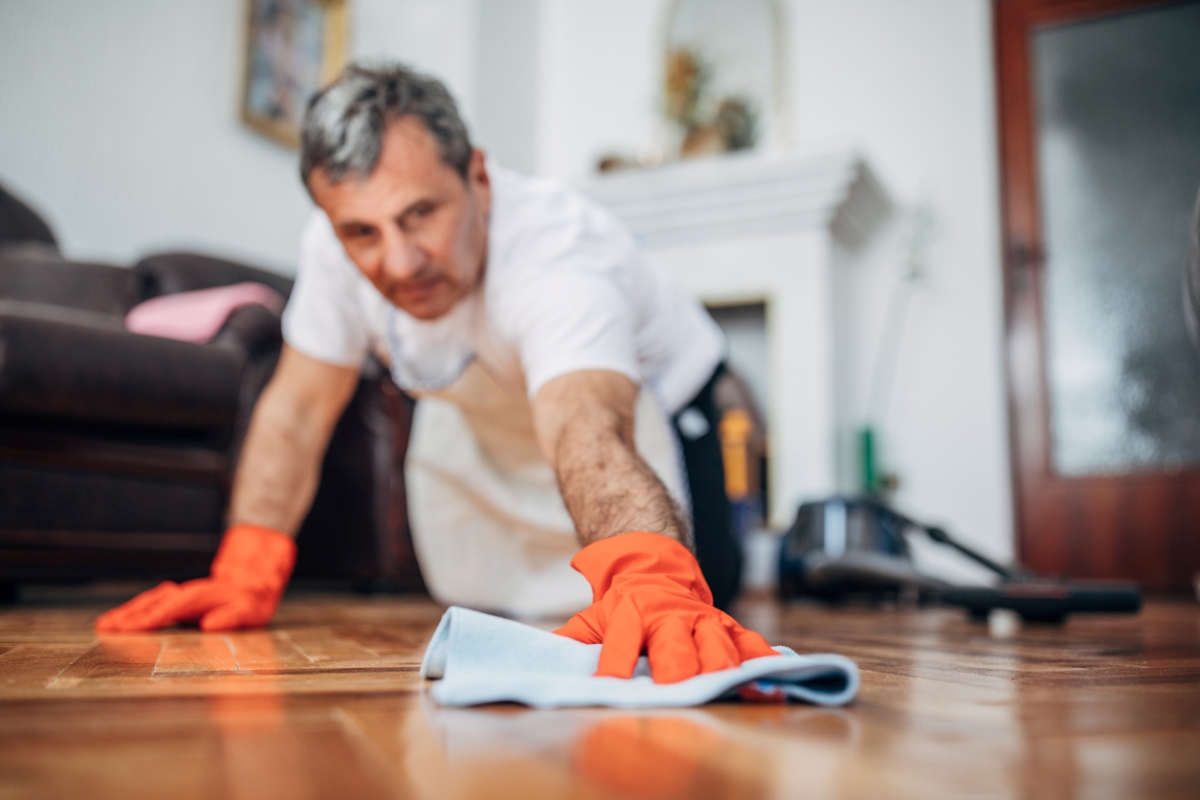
[299,62,473,188]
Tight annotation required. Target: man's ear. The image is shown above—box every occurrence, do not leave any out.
[468,148,490,192]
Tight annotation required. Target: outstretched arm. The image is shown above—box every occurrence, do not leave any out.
[230,344,361,534]
[533,369,777,684]
[531,369,689,547]
[95,346,359,633]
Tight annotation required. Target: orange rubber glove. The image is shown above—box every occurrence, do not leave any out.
[554,531,779,684]
[94,524,296,633]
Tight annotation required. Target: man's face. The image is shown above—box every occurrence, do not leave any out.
[309,117,491,320]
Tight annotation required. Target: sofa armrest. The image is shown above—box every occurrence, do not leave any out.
[0,312,243,436]
[0,247,140,314]
[212,303,283,357]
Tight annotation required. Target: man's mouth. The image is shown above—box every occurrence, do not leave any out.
[391,275,444,300]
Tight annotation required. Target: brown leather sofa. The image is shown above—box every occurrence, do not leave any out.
[0,184,423,595]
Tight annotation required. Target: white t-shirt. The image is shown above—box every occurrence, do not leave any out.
[282,162,724,414]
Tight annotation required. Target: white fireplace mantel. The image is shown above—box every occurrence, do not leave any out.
[587,150,893,527]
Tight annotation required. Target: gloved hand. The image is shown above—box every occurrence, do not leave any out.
[554,531,778,684]
[94,524,296,633]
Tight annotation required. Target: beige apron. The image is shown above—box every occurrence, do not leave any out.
[403,360,686,619]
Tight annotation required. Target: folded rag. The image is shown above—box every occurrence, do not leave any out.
[125,282,285,343]
[421,606,859,709]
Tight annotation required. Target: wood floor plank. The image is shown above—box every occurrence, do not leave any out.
[226,631,313,672]
[326,625,432,660]
[153,635,239,675]
[279,628,410,669]
[210,718,398,800]
[47,636,163,689]
[2,670,420,701]
[0,643,96,692]
[0,700,399,800]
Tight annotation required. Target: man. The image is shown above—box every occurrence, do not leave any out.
[96,64,776,684]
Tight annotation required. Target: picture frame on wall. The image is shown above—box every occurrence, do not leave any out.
[241,0,347,148]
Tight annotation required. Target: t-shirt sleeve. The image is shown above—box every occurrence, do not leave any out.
[281,214,372,368]
[499,269,641,399]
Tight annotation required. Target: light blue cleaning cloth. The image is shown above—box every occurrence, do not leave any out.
[420,606,859,709]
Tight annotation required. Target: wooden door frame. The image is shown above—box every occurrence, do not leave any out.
[994,0,1200,589]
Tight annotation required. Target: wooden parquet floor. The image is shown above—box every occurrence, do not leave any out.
[0,590,1197,800]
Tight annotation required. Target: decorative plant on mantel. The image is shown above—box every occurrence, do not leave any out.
[664,46,759,159]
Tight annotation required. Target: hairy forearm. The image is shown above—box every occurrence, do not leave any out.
[228,390,330,535]
[555,418,691,547]
[228,346,359,535]
[537,371,690,548]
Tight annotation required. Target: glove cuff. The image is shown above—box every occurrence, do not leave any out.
[570,531,713,605]
[211,524,297,594]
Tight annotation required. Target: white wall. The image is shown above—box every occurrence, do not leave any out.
[473,0,541,175]
[537,0,664,180]
[536,0,1013,571]
[790,0,1014,576]
[0,0,478,272]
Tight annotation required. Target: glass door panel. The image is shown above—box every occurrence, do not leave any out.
[1033,1,1200,475]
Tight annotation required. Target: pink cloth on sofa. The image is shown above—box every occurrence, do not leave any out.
[125,282,285,343]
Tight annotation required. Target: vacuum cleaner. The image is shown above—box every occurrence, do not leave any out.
[778,497,1141,622]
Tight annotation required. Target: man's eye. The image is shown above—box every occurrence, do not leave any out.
[411,203,434,219]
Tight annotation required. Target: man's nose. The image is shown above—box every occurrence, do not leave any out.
[380,231,427,280]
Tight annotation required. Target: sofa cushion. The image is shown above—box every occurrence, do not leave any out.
[126,282,285,343]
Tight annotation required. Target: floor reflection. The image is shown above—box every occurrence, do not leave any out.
[571,714,763,799]
[404,694,872,800]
